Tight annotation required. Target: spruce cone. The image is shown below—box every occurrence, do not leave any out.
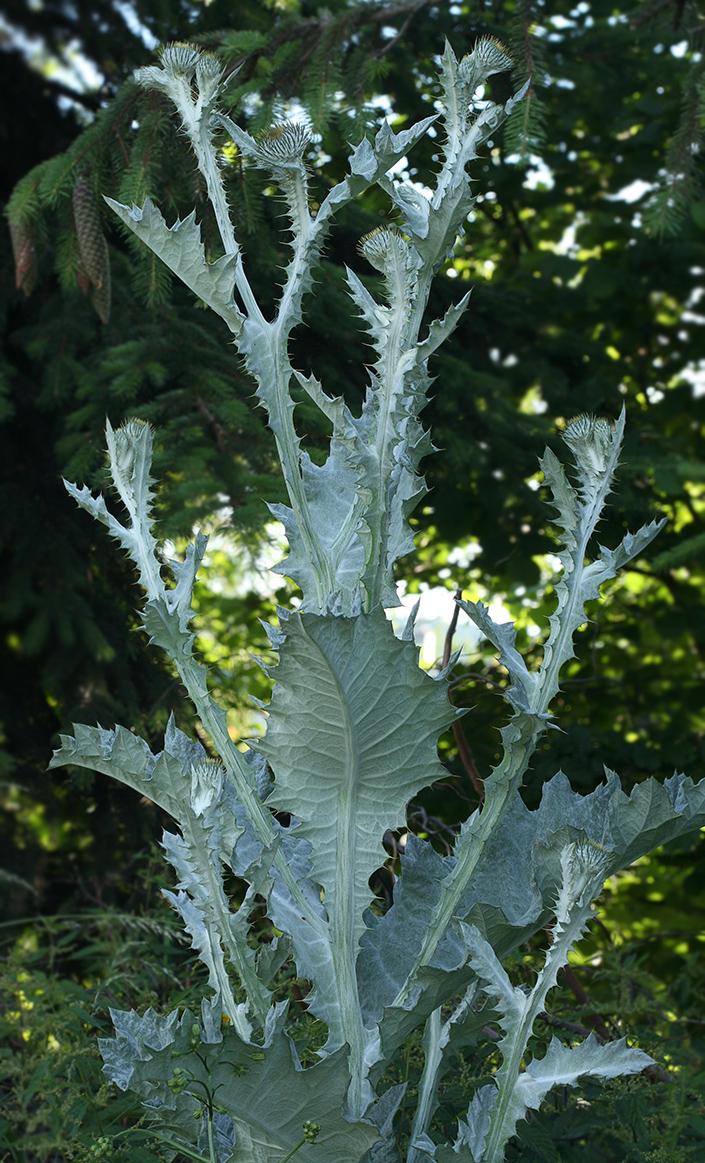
[73,175,111,322]
[90,236,112,324]
[10,220,37,295]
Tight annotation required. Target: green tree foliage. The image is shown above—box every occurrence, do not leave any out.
[0,854,210,1161]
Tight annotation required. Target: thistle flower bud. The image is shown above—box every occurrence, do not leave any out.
[562,413,615,476]
[190,760,225,815]
[109,419,154,485]
[137,43,224,117]
[360,226,399,267]
[252,123,313,169]
[555,839,612,924]
[359,226,414,275]
[458,37,513,92]
[159,42,203,78]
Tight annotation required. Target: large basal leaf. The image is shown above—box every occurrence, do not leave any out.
[256,607,457,952]
[101,999,379,1163]
[357,837,466,1028]
[357,834,539,1046]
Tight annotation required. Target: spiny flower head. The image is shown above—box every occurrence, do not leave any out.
[108,418,154,485]
[159,42,203,77]
[359,226,412,274]
[555,838,612,925]
[458,37,513,98]
[190,759,226,816]
[563,413,616,476]
[252,123,314,168]
[137,42,224,114]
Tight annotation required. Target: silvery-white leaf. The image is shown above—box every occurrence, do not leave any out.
[105,197,244,335]
[101,1003,379,1163]
[258,607,456,951]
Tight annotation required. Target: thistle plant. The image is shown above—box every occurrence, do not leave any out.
[50,39,705,1163]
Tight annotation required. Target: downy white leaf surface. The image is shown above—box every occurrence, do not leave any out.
[257,607,457,950]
